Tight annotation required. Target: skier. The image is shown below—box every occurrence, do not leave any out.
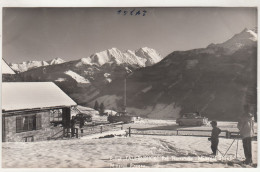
[208,121,221,155]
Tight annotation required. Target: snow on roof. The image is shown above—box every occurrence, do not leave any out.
[73,105,99,116]
[2,59,16,74]
[77,105,97,112]
[2,82,77,111]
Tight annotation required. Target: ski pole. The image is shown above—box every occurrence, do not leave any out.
[223,138,236,157]
[217,148,224,156]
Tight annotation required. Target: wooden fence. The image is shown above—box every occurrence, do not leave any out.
[80,122,124,137]
[128,127,240,139]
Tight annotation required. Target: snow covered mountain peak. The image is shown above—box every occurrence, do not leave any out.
[10,57,66,72]
[209,28,257,54]
[77,47,163,68]
[138,47,154,52]
[236,28,257,41]
[135,47,162,66]
[110,47,121,52]
[10,60,49,72]
[49,58,65,65]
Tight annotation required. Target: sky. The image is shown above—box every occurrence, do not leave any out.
[2,7,257,63]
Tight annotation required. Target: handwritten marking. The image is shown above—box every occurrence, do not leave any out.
[117,9,148,16]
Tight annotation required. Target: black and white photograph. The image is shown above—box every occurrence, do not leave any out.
[1,0,258,169]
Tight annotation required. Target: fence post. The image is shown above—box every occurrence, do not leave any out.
[226,131,230,138]
[76,128,78,138]
[177,130,178,135]
[129,127,131,137]
[71,128,75,137]
[68,128,70,138]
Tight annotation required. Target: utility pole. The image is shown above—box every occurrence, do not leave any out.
[124,77,126,112]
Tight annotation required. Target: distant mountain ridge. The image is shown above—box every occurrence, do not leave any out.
[9,47,162,72]
[9,57,65,72]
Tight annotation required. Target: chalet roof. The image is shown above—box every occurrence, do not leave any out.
[2,82,77,112]
[2,59,16,74]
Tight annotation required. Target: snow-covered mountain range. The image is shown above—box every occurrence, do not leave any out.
[10,58,65,72]
[9,47,162,73]
[76,47,162,67]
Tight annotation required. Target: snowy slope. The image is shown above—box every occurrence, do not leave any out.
[65,70,90,84]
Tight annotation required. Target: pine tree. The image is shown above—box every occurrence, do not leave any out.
[94,101,99,111]
[100,103,105,114]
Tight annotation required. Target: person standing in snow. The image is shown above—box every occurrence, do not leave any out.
[237,107,255,164]
[70,116,76,137]
[79,115,85,133]
[208,121,221,155]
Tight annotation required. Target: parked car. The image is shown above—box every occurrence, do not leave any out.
[107,111,134,123]
[176,112,208,126]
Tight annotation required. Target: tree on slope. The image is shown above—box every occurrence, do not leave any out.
[100,103,105,115]
[94,101,99,111]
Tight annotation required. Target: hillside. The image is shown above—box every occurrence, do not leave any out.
[83,28,257,121]
[8,29,257,121]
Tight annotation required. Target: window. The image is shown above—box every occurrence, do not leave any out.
[16,114,42,133]
[50,109,62,123]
